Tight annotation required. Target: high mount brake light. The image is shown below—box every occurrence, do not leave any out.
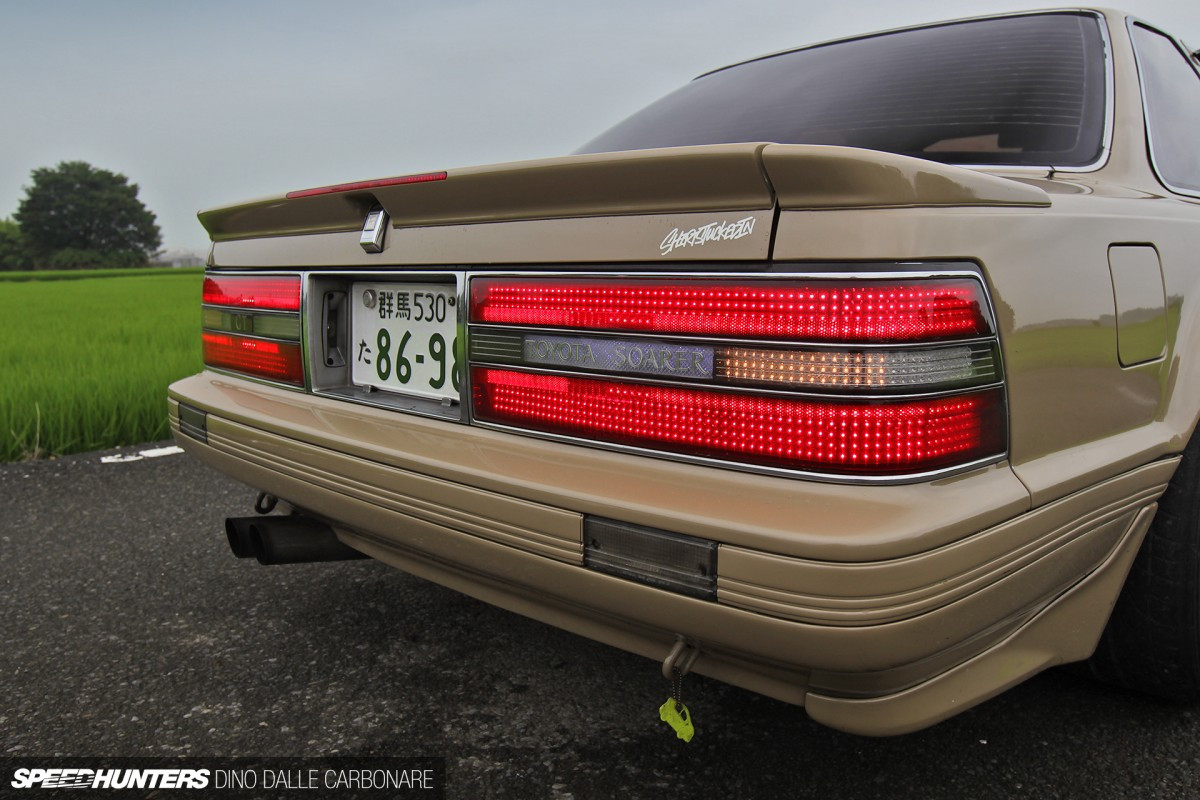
[472,368,1004,475]
[470,277,991,342]
[203,275,301,312]
[202,273,304,386]
[285,171,448,199]
[467,274,1006,478]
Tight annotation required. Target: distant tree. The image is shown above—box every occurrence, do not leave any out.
[14,161,162,268]
[0,217,31,270]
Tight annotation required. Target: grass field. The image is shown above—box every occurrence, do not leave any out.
[0,266,204,283]
[0,270,204,461]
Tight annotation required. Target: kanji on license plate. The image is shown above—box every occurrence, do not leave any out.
[351,282,460,402]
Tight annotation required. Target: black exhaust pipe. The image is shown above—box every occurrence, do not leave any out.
[224,515,369,565]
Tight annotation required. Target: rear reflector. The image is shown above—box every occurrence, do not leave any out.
[584,517,717,600]
[203,332,304,386]
[285,171,448,199]
[177,403,208,443]
[472,367,1005,475]
[471,278,991,342]
[203,275,301,312]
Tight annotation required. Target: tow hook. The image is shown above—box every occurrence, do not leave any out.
[661,636,700,680]
[254,492,278,515]
[658,636,700,742]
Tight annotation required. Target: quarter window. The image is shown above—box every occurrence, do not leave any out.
[1130,23,1200,195]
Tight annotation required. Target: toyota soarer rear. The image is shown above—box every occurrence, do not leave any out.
[169,9,1200,734]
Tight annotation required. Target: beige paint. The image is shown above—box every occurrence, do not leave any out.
[762,144,1050,209]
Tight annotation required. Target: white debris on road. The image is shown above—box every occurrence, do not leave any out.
[100,445,185,464]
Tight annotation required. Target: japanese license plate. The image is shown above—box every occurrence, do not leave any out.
[351,282,460,402]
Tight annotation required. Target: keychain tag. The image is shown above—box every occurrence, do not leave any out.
[658,698,695,742]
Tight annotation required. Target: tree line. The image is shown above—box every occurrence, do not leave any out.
[0,161,163,270]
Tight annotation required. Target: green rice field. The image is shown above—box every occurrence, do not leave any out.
[0,269,204,461]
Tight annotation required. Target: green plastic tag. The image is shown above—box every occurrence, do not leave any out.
[658,698,695,742]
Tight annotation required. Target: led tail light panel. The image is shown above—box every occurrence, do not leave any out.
[473,367,1004,475]
[468,272,1008,481]
[471,277,992,342]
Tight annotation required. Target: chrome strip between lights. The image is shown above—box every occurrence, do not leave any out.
[298,267,312,392]
[469,322,1001,352]
[202,308,302,340]
[467,332,1001,395]
[200,304,299,318]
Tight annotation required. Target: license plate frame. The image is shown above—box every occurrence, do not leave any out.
[350,281,460,403]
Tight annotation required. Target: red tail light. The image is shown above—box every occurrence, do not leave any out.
[203,275,301,312]
[468,274,1005,479]
[202,332,304,385]
[471,277,990,342]
[202,273,304,386]
[473,368,1003,475]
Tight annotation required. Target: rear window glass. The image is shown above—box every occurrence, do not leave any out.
[577,13,1108,168]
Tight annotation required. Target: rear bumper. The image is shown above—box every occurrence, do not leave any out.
[168,371,1174,735]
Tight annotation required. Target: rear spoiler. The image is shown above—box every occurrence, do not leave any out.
[198,143,1049,242]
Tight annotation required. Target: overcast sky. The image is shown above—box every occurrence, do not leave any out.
[2,0,1197,255]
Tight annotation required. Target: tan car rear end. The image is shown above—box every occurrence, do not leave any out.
[171,136,1192,734]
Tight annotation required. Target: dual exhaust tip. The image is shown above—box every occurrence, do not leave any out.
[225,515,368,565]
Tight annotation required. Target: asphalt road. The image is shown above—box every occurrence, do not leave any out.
[3,444,1200,799]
